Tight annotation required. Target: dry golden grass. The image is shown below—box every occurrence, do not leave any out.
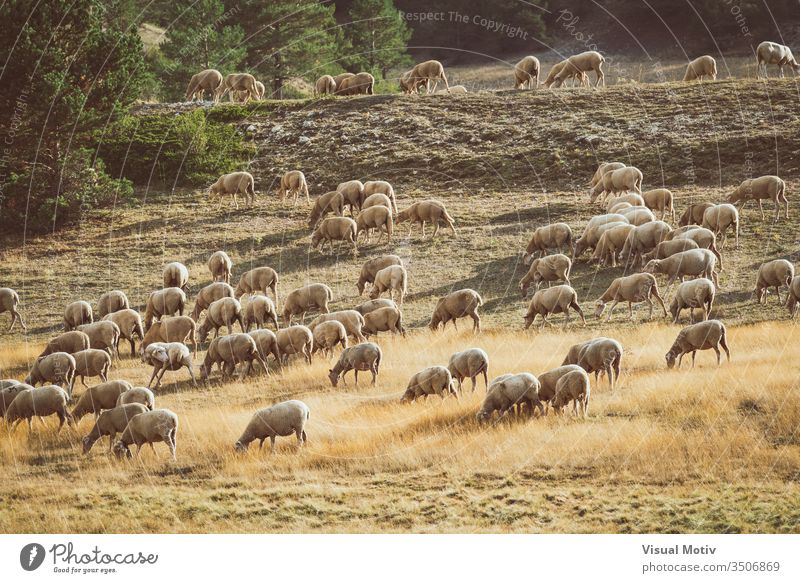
[1,321,799,533]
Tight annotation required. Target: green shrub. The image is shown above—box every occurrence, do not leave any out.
[99,109,256,187]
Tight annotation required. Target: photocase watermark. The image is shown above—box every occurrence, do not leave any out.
[722,0,753,38]
[555,9,608,61]
[399,11,530,40]
[18,542,159,575]
[0,85,30,204]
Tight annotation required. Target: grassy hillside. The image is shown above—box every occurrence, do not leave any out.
[1,78,800,533]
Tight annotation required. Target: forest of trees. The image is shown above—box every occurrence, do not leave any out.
[1,0,798,231]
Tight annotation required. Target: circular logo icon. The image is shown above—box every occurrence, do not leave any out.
[20,543,46,571]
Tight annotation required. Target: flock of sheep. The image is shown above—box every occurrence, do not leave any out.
[184,40,799,106]
[2,41,799,462]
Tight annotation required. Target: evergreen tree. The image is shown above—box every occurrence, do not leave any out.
[345,0,412,79]
[234,0,342,97]
[0,0,146,231]
[154,0,246,101]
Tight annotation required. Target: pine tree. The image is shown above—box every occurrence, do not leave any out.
[234,0,342,97]
[154,0,246,101]
[345,0,412,79]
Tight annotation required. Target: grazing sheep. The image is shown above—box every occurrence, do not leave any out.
[369,265,407,304]
[563,337,623,391]
[71,380,132,422]
[219,73,258,102]
[141,343,197,389]
[678,202,715,227]
[308,191,345,228]
[666,320,730,369]
[243,295,279,331]
[410,60,449,93]
[429,289,483,333]
[191,282,235,320]
[591,224,635,267]
[594,273,667,321]
[140,315,197,356]
[72,349,112,388]
[543,60,586,87]
[606,193,646,212]
[332,72,355,89]
[524,223,573,261]
[208,171,255,209]
[551,51,605,87]
[683,55,717,81]
[756,41,800,78]
[208,250,233,283]
[77,320,121,359]
[362,306,405,337]
[362,193,393,213]
[278,170,310,205]
[536,364,584,406]
[754,259,795,304]
[514,55,540,89]
[363,180,398,213]
[283,283,332,325]
[727,175,788,222]
[144,287,186,330]
[551,369,591,418]
[401,366,458,403]
[25,352,77,398]
[308,310,366,342]
[357,255,402,295]
[785,276,800,318]
[644,249,719,287]
[618,205,655,226]
[82,403,148,454]
[64,300,93,331]
[311,216,358,253]
[399,69,423,93]
[0,287,26,331]
[573,217,629,259]
[40,330,90,357]
[608,201,632,214]
[0,382,33,417]
[112,408,179,461]
[477,373,543,421]
[670,278,715,323]
[448,347,489,393]
[356,206,393,243]
[702,203,739,248]
[337,72,375,96]
[185,69,223,101]
[314,75,336,97]
[523,285,586,330]
[643,238,700,262]
[590,166,643,202]
[197,297,244,343]
[275,326,314,365]
[354,298,398,315]
[162,262,189,290]
[5,385,73,432]
[328,342,382,387]
[234,400,310,453]
[311,320,348,358]
[97,291,130,317]
[235,267,279,302]
[672,227,724,268]
[200,333,268,381]
[117,386,155,410]
[396,200,457,239]
[337,180,366,214]
[590,162,626,188]
[519,254,571,297]
[620,220,672,268]
[248,329,282,371]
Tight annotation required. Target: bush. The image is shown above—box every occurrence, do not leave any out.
[99,109,256,187]
[0,149,134,231]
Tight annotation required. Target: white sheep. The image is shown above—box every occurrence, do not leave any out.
[401,366,458,403]
[754,259,795,304]
[97,290,130,317]
[116,386,155,410]
[82,403,148,454]
[514,56,540,89]
[683,55,717,81]
[163,262,189,290]
[429,289,483,333]
[665,320,730,368]
[208,250,233,283]
[328,342,382,387]
[278,170,310,205]
[756,41,800,78]
[670,278,715,323]
[0,287,26,331]
[551,369,591,418]
[477,373,543,420]
[64,300,93,331]
[702,203,739,248]
[447,347,489,392]
[519,254,571,296]
[727,175,788,223]
[4,385,73,433]
[369,265,407,304]
[594,273,667,321]
[142,342,197,389]
[112,408,179,461]
[523,285,586,329]
[235,400,310,453]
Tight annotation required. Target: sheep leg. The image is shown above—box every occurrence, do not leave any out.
[270,436,276,454]
[775,286,783,305]
[690,351,697,368]
[147,364,160,389]
[431,221,440,239]
[756,199,765,220]
[628,302,634,320]
[371,365,377,385]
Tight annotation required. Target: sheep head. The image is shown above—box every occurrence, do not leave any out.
[112,440,132,460]
[665,350,678,369]
[643,260,661,274]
